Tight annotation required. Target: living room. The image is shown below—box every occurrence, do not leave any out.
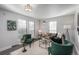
[0,4,79,55]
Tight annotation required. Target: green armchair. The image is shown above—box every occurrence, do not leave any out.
[21,34,32,52]
[48,40,74,55]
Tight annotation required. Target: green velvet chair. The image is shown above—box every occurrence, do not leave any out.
[21,34,32,52]
[48,40,74,55]
[22,34,32,46]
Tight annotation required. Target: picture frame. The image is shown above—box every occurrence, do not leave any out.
[7,20,17,31]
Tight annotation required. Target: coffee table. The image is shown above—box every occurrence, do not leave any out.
[39,37,51,49]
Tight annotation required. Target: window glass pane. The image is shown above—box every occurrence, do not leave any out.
[49,21,57,33]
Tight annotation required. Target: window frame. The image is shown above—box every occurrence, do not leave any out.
[49,21,57,33]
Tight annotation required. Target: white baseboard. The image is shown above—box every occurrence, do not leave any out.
[0,46,11,52]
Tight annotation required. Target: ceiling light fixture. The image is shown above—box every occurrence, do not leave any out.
[25,4,32,12]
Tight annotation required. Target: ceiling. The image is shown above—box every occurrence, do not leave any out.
[0,4,79,19]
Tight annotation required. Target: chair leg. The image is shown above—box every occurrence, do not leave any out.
[48,52,51,55]
[22,43,27,52]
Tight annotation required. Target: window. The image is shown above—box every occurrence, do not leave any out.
[29,21,34,37]
[49,21,57,33]
[29,21,34,31]
[18,19,26,29]
[18,19,27,35]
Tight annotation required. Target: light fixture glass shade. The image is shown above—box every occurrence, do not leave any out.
[25,4,32,12]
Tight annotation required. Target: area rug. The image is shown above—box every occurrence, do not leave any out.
[10,41,48,55]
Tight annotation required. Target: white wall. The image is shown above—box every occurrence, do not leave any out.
[40,14,74,33]
[0,9,37,51]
